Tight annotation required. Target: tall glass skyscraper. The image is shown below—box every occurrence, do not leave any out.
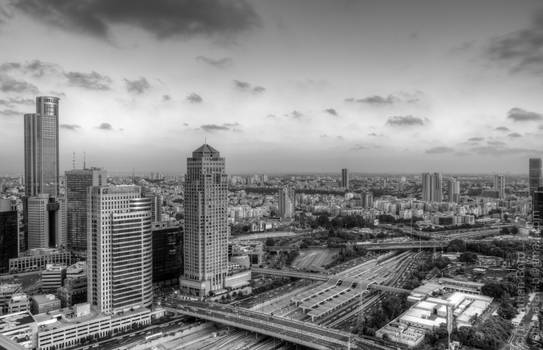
[65,168,106,252]
[24,96,60,197]
[88,186,153,314]
[0,199,18,274]
[180,144,228,298]
[529,158,542,196]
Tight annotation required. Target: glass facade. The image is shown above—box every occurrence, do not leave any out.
[0,206,18,274]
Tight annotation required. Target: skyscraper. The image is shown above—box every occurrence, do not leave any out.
[493,175,506,199]
[422,172,443,202]
[180,144,228,298]
[24,97,60,198]
[341,168,349,188]
[65,168,106,252]
[447,178,460,203]
[278,187,294,220]
[529,158,542,195]
[88,186,153,314]
[0,199,18,274]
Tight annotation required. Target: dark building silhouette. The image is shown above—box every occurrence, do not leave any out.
[152,222,183,286]
[0,199,18,274]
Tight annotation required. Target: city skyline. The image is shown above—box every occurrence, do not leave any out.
[0,1,542,174]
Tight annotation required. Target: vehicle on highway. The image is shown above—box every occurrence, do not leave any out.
[145,332,163,341]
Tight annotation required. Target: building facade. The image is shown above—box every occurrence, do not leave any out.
[446,178,460,203]
[88,186,153,314]
[493,174,506,199]
[152,222,182,286]
[0,199,18,274]
[65,168,106,252]
[341,168,349,188]
[533,188,543,229]
[180,144,229,297]
[529,158,542,196]
[278,187,294,220]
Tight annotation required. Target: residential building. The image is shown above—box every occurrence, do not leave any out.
[180,144,229,297]
[447,178,460,203]
[278,187,294,220]
[422,172,443,202]
[493,174,506,199]
[88,186,153,314]
[341,168,349,188]
[529,158,542,195]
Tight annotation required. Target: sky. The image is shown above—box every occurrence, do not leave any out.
[0,0,542,175]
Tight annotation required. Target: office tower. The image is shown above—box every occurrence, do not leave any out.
[529,158,542,195]
[180,144,228,297]
[26,194,65,250]
[152,222,183,286]
[534,188,543,229]
[88,186,152,314]
[278,187,294,220]
[65,168,106,252]
[0,199,18,274]
[341,168,349,188]
[422,172,443,202]
[493,175,506,199]
[447,178,460,203]
[24,97,60,198]
[143,190,162,223]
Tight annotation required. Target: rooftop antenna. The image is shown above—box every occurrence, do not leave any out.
[83,152,86,169]
[204,136,207,145]
[72,152,75,169]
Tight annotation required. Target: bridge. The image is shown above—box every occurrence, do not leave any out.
[251,268,410,294]
[163,299,393,350]
[351,240,449,251]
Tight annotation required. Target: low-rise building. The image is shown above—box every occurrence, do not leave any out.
[8,294,30,314]
[0,283,22,315]
[9,249,72,274]
[0,311,37,349]
[41,264,66,292]
[438,277,483,294]
[31,295,60,315]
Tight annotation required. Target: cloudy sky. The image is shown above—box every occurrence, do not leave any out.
[0,0,542,175]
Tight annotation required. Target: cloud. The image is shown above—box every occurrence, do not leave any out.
[426,146,454,154]
[324,108,338,116]
[0,59,61,78]
[200,123,240,132]
[0,97,34,107]
[351,143,379,151]
[0,74,39,93]
[124,77,150,94]
[195,56,233,68]
[233,80,265,94]
[0,109,20,117]
[471,146,540,156]
[507,107,543,122]
[346,92,421,106]
[12,0,259,40]
[386,115,425,127]
[488,140,507,146]
[64,71,111,90]
[467,137,484,142]
[487,9,543,74]
[60,123,81,131]
[186,93,203,103]
[162,94,171,102]
[252,86,265,94]
[97,122,113,131]
[495,126,510,132]
[285,110,303,120]
[508,132,522,138]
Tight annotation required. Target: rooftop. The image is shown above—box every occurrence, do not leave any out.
[0,312,36,332]
[192,144,220,159]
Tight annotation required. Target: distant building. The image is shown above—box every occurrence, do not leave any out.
[88,186,153,314]
[422,173,443,202]
[341,168,349,188]
[446,178,460,203]
[65,167,106,252]
[9,248,72,274]
[57,262,87,307]
[533,187,543,229]
[31,294,60,315]
[493,174,506,199]
[143,190,163,223]
[278,187,294,220]
[180,144,229,298]
[0,199,18,274]
[152,222,182,286]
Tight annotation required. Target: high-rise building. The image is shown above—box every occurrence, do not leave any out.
[0,199,18,274]
[180,144,229,297]
[493,175,506,199]
[88,186,152,314]
[24,97,60,198]
[533,188,543,229]
[278,187,294,220]
[65,168,106,252]
[529,158,542,195]
[422,172,443,202]
[446,178,460,203]
[143,190,162,223]
[341,168,349,188]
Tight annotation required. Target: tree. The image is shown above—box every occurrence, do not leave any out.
[265,238,275,246]
[458,251,478,264]
[447,239,466,252]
